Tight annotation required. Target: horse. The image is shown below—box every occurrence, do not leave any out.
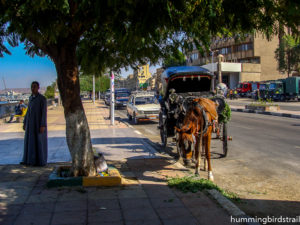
[175,98,218,181]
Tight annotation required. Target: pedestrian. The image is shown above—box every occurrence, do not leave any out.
[8,100,27,123]
[21,81,48,166]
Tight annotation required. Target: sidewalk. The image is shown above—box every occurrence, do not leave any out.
[0,100,239,225]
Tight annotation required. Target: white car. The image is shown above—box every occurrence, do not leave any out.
[127,92,160,124]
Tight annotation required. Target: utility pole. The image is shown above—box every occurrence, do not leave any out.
[110,71,115,125]
[210,50,218,91]
[217,54,224,84]
[93,75,95,104]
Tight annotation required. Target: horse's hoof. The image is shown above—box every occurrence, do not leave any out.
[208,171,214,182]
[184,159,192,167]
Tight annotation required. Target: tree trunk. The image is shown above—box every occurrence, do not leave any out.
[53,45,96,177]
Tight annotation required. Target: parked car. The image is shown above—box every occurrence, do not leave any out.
[115,88,131,108]
[126,91,160,124]
[104,92,110,105]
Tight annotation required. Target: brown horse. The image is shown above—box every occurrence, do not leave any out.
[175,98,218,181]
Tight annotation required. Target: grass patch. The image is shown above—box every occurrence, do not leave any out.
[167,176,240,202]
[249,98,278,107]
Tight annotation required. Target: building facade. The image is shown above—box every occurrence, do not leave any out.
[133,64,152,89]
[187,33,287,88]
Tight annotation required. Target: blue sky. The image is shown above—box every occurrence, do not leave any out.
[0,43,160,89]
[0,43,57,89]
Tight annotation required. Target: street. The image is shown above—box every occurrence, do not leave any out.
[115,107,300,220]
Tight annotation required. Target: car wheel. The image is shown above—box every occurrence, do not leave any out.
[127,111,132,121]
[133,113,139,124]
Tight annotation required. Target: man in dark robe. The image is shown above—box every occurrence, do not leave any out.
[21,81,48,166]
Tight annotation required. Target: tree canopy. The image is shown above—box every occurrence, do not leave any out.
[80,75,110,93]
[275,34,300,76]
[2,0,298,69]
[162,50,186,68]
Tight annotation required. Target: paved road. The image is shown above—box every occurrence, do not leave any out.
[115,108,300,220]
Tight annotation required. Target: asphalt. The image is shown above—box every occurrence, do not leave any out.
[0,100,241,225]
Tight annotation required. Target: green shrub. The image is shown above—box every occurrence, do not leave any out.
[218,103,231,124]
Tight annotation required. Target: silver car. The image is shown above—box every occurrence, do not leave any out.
[127,92,160,124]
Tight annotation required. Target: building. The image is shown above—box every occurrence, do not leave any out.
[124,74,136,91]
[186,33,287,88]
[133,64,152,89]
[153,68,164,92]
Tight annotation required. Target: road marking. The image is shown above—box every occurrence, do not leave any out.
[134,130,142,135]
[145,128,158,135]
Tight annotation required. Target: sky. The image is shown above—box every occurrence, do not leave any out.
[0,43,57,89]
[0,43,160,89]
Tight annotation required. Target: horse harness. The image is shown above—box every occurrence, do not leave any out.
[194,102,214,137]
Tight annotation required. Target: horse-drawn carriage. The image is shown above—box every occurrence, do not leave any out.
[158,66,230,180]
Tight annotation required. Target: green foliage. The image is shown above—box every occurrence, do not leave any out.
[79,75,110,93]
[162,49,186,68]
[167,176,240,202]
[275,34,300,75]
[218,103,231,124]
[44,85,55,99]
[250,99,277,107]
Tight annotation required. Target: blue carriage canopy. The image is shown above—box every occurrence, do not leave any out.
[161,66,214,98]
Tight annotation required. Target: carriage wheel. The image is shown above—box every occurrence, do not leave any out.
[160,124,167,148]
[222,123,228,157]
[175,132,183,159]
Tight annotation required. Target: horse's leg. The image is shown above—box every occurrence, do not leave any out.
[194,135,201,175]
[206,131,214,181]
[202,138,207,171]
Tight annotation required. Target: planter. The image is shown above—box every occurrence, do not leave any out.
[245,105,280,112]
[47,165,122,188]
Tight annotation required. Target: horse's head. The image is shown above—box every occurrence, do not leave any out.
[175,126,196,162]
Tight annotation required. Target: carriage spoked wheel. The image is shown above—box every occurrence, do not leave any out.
[159,122,168,148]
[220,122,228,157]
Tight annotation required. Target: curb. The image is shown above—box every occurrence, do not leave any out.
[207,189,261,225]
[231,108,300,119]
[47,165,122,188]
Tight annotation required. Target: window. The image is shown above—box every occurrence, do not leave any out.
[191,53,198,60]
[135,97,158,105]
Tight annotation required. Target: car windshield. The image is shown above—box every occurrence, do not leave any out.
[260,84,266,90]
[116,92,130,97]
[237,84,243,88]
[269,83,276,90]
[135,96,158,105]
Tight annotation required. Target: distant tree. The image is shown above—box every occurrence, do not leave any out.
[162,50,186,68]
[1,0,299,176]
[80,75,110,93]
[44,85,55,99]
[275,34,300,76]
[99,76,110,93]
